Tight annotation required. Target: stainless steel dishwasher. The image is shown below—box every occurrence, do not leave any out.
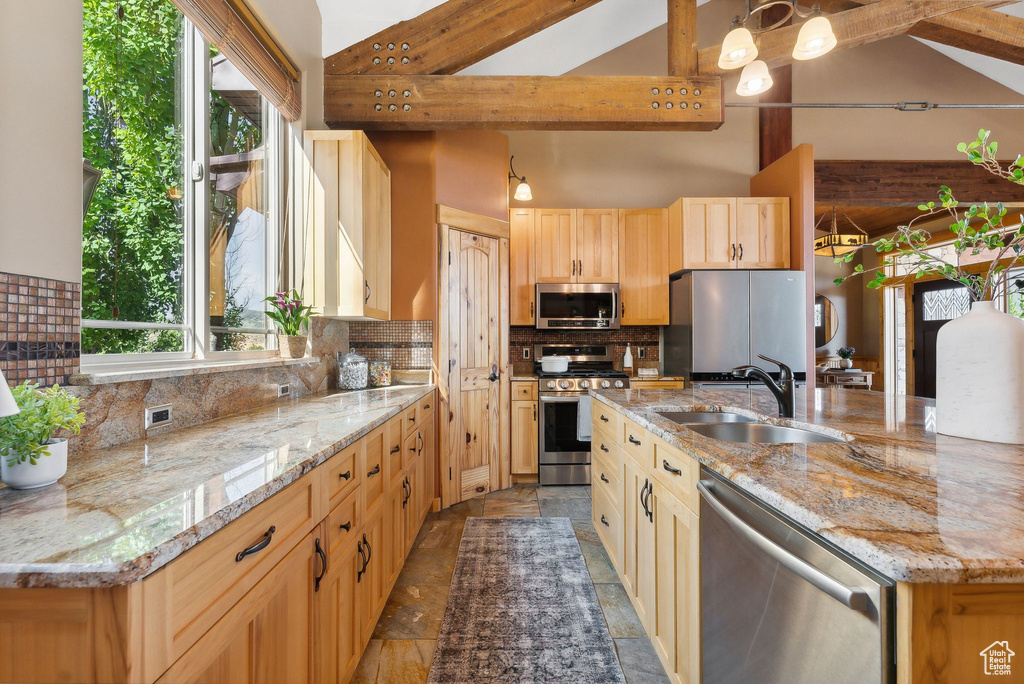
[698,469,895,684]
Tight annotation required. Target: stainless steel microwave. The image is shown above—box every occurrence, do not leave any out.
[535,283,620,330]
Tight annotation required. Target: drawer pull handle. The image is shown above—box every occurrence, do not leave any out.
[600,444,609,453]
[600,473,610,483]
[363,533,373,566]
[339,521,352,531]
[236,526,276,562]
[314,538,327,593]
[424,403,430,409]
[367,464,381,477]
[390,446,401,454]
[409,415,416,422]
[600,515,610,527]
[663,460,682,476]
[417,433,424,454]
[357,540,367,582]
[339,470,352,480]
[628,435,642,446]
[600,415,609,422]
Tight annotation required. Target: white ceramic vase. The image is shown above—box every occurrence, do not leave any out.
[839,358,853,369]
[935,301,1024,444]
[1,438,68,489]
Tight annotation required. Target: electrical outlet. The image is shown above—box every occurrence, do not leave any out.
[278,383,291,398]
[145,404,173,430]
[522,348,530,359]
[638,347,646,359]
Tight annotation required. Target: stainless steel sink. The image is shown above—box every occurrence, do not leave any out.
[657,411,757,424]
[683,422,845,444]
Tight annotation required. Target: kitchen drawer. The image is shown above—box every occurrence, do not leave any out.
[630,380,686,389]
[622,418,654,469]
[418,391,435,417]
[652,436,700,515]
[592,485,623,572]
[403,428,421,472]
[327,440,361,511]
[592,429,621,467]
[401,403,419,440]
[144,474,316,668]
[592,447,622,509]
[325,487,361,560]
[513,381,537,401]
[362,425,387,514]
[592,402,623,443]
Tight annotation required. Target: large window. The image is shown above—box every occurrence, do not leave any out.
[82,0,282,362]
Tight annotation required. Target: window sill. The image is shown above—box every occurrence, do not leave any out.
[70,356,320,386]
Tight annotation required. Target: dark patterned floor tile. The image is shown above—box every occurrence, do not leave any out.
[538,496,593,520]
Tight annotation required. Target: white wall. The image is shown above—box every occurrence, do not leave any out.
[0,0,84,283]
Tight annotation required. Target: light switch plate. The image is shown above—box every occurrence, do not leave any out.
[522,348,530,359]
[638,347,646,359]
[278,383,291,398]
[145,404,173,430]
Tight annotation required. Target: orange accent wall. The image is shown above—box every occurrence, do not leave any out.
[435,131,510,222]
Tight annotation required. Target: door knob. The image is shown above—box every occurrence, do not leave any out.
[489,372,499,382]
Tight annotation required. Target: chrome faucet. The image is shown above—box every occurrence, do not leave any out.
[732,354,796,418]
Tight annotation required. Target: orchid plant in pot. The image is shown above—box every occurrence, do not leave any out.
[264,290,316,359]
[0,383,86,489]
[834,130,1024,443]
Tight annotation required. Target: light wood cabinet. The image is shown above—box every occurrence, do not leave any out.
[511,399,538,476]
[419,412,436,518]
[670,197,789,271]
[618,209,670,325]
[315,530,363,684]
[622,458,655,629]
[303,130,391,320]
[358,505,387,643]
[510,208,536,325]
[534,208,576,282]
[576,209,619,283]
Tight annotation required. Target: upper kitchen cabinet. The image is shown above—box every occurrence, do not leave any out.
[618,209,670,325]
[534,209,576,282]
[303,130,391,320]
[510,208,536,325]
[576,209,619,283]
[670,197,790,271]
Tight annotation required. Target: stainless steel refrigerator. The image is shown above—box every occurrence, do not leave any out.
[664,270,807,384]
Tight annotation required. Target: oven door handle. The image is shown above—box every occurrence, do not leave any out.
[539,395,582,404]
[696,480,870,612]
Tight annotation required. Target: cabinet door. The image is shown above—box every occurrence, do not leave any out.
[622,460,649,617]
[510,208,536,324]
[650,482,700,684]
[576,209,619,283]
[419,416,436,519]
[385,480,406,589]
[315,533,362,684]
[511,400,538,475]
[618,209,670,325]
[736,197,790,269]
[681,198,736,270]
[157,535,312,684]
[361,136,391,319]
[362,426,387,515]
[358,507,387,644]
[403,456,420,557]
[534,209,577,282]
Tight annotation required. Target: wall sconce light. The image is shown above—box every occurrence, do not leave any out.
[509,156,532,202]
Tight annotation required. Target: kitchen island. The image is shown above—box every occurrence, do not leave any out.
[590,386,1024,684]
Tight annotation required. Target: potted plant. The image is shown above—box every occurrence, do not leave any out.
[836,347,856,369]
[0,382,86,490]
[265,290,316,359]
[835,129,1024,443]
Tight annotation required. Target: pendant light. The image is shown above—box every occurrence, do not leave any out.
[508,156,533,202]
[813,207,869,258]
[718,21,757,70]
[793,14,836,61]
[736,60,773,97]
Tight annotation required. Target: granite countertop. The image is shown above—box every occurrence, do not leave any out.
[591,387,1024,584]
[0,385,434,588]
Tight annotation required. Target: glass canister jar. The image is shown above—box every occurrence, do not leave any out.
[369,360,392,387]
[338,351,368,390]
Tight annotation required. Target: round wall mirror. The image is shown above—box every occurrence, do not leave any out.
[815,294,839,348]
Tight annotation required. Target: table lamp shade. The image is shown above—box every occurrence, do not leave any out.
[0,369,19,418]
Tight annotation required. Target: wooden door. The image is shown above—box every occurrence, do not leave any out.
[315,532,362,684]
[912,279,971,398]
[358,506,386,644]
[576,209,619,283]
[156,536,312,684]
[509,208,536,324]
[534,209,576,282]
[618,209,670,325]
[681,198,736,270]
[650,483,700,684]
[511,400,538,475]
[447,230,502,503]
[736,197,789,269]
[361,136,391,319]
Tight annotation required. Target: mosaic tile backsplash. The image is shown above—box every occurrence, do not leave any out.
[349,320,433,369]
[510,325,661,370]
[0,271,81,386]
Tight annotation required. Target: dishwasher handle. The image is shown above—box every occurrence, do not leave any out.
[696,480,870,612]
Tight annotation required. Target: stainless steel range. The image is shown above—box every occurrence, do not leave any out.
[534,344,630,486]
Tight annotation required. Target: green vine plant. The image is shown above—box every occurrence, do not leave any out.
[0,383,87,466]
[834,130,1024,302]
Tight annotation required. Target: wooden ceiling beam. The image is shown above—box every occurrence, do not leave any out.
[698,0,998,77]
[324,0,604,76]
[815,160,1024,207]
[324,75,723,131]
[668,0,699,75]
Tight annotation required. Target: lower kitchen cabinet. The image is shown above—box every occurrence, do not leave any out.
[358,504,388,644]
[511,399,538,476]
[622,458,656,629]
[315,533,363,684]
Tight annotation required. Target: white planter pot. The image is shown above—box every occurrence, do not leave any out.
[839,358,853,369]
[936,301,1024,444]
[1,439,68,490]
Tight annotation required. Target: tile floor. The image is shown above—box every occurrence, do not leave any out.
[352,483,670,684]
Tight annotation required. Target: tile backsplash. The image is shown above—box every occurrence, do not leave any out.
[510,326,661,369]
[349,320,433,369]
[0,271,81,385]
